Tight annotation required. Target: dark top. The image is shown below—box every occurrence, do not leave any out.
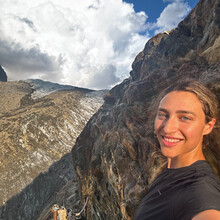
[134,160,220,220]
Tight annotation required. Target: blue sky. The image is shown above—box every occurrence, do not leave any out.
[0,0,199,89]
[124,0,199,36]
[124,0,199,22]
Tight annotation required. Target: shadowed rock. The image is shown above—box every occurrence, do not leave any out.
[0,153,81,220]
[0,66,7,82]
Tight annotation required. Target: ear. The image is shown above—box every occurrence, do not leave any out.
[203,118,216,135]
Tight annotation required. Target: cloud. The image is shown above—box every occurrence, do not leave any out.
[19,17,37,32]
[85,64,120,89]
[0,0,149,89]
[148,0,191,35]
[0,40,63,81]
[0,0,193,89]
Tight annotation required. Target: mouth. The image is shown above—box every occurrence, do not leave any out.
[163,136,182,143]
[161,135,183,146]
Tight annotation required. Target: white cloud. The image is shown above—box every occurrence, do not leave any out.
[0,39,63,81]
[84,64,120,89]
[148,0,191,35]
[0,0,149,89]
[0,0,193,89]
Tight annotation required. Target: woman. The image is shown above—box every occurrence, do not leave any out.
[134,80,220,220]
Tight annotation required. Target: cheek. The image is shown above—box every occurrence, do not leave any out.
[154,119,164,136]
[154,119,161,132]
[181,123,205,140]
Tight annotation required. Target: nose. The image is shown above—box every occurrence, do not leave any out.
[163,116,178,133]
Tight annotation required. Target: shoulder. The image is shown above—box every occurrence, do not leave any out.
[173,163,220,219]
[192,210,220,220]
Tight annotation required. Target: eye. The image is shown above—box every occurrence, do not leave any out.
[157,112,167,119]
[180,116,191,121]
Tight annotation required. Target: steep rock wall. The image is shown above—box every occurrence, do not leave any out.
[72,0,220,219]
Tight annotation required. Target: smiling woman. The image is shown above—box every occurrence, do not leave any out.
[134,80,220,220]
[155,91,213,168]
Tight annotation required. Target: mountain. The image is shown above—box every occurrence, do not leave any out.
[72,0,220,219]
[0,79,106,219]
[0,66,7,82]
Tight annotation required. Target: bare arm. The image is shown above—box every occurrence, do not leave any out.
[192,210,220,220]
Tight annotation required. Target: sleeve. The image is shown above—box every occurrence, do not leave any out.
[172,180,220,220]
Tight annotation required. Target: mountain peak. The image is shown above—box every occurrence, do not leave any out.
[0,65,7,82]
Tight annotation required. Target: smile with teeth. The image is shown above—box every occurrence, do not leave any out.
[163,136,182,143]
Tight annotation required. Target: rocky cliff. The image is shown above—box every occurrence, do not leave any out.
[0,80,105,219]
[0,66,7,82]
[72,0,220,219]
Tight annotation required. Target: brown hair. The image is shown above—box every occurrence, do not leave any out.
[148,79,220,184]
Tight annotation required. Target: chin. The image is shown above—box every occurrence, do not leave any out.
[160,147,177,159]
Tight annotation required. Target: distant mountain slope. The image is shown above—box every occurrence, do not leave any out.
[0,80,105,219]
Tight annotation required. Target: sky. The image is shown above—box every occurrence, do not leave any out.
[0,0,199,90]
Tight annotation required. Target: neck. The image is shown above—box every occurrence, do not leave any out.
[167,153,206,169]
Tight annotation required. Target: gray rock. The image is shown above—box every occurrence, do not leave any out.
[0,66,7,82]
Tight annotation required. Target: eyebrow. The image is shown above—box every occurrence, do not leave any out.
[158,108,196,116]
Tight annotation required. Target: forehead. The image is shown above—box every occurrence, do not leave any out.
[159,91,204,113]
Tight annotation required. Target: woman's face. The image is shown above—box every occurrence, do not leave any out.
[154,91,215,167]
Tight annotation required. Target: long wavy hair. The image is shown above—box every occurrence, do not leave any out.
[148,79,220,184]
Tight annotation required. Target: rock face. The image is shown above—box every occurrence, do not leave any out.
[0,66,7,82]
[72,0,220,219]
[0,80,105,219]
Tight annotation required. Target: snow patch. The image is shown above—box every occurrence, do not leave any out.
[80,90,106,111]
[25,79,77,99]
